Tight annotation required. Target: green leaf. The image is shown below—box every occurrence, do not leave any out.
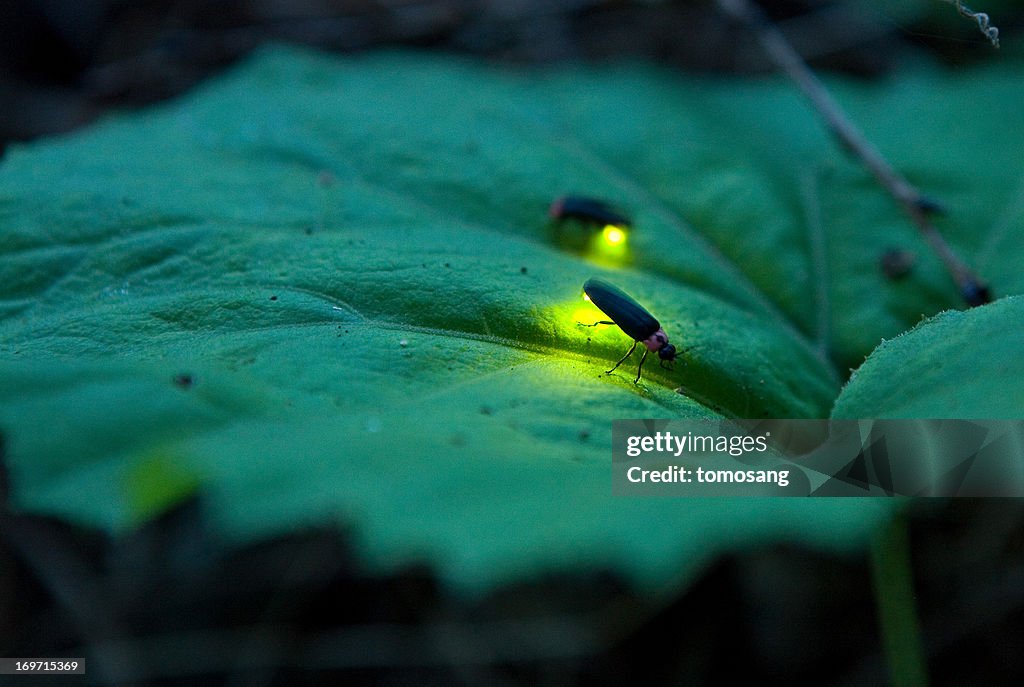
[2,46,1020,591]
[833,296,1024,419]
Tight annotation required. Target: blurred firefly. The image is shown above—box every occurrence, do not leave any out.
[550,196,630,227]
[579,278,676,383]
[550,196,630,252]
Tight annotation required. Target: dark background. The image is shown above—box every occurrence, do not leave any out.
[2,0,1022,148]
[2,1,1024,684]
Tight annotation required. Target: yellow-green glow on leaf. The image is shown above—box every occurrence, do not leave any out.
[584,224,629,264]
[572,305,605,326]
[570,294,612,334]
[124,453,200,525]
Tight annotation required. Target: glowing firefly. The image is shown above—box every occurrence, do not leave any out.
[580,278,676,384]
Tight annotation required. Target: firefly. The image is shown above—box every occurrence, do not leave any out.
[549,196,631,229]
[580,278,676,383]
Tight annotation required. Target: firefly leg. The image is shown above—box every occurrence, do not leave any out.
[578,320,616,327]
[607,340,638,375]
[634,348,649,384]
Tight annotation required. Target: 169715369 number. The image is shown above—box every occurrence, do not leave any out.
[0,659,84,674]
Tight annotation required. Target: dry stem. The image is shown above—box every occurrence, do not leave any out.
[714,0,991,305]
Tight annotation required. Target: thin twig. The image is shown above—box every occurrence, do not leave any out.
[714,0,991,306]
[942,0,1000,48]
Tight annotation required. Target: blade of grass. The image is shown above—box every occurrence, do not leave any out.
[870,513,929,687]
